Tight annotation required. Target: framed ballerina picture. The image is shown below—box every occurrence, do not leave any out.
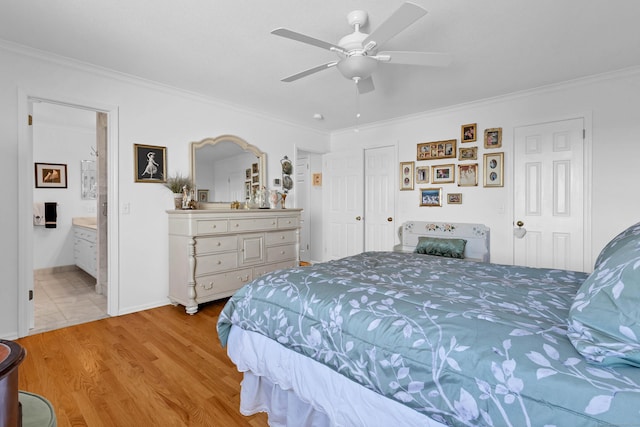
[134,144,167,183]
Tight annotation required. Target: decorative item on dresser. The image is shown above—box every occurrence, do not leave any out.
[167,209,302,314]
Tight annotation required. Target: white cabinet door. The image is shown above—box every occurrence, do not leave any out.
[513,118,586,271]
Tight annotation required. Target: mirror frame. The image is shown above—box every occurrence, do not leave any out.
[190,135,267,208]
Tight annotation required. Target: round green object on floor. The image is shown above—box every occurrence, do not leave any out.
[19,391,57,427]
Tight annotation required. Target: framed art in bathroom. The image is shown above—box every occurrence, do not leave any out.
[134,144,167,183]
[34,162,67,188]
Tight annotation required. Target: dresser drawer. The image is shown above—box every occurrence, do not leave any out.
[266,244,297,263]
[196,235,237,254]
[196,219,229,234]
[265,229,297,246]
[229,217,277,232]
[195,268,253,299]
[254,260,297,278]
[195,252,238,275]
[277,216,299,229]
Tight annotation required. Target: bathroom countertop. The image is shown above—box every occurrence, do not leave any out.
[72,217,97,230]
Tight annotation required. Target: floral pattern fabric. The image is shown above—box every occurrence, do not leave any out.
[218,252,640,426]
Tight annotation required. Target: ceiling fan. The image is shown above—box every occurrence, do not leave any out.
[271,2,452,94]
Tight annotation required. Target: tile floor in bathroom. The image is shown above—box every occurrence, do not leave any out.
[32,266,108,335]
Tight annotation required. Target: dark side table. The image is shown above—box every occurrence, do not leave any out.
[0,339,26,427]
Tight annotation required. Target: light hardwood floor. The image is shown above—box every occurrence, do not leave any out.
[16,300,268,427]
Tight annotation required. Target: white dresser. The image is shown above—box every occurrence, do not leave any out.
[167,209,302,314]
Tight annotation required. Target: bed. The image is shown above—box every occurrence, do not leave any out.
[217,221,640,426]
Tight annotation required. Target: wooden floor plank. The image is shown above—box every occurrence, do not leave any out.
[16,299,268,427]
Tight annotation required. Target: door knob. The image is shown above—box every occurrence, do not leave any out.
[516,220,524,227]
[355,216,362,221]
[387,217,393,222]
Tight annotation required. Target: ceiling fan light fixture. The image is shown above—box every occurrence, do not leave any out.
[337,55,378,80]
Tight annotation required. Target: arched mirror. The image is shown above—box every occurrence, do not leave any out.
[190,135,266,207]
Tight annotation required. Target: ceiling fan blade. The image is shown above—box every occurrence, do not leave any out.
[281,62,338,82]
[377,51,453,67]
[356,76,375,94]
[363,3,427,50]
[271,28,342,52]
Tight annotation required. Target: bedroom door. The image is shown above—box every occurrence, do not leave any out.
[513,117,587,271]
[323,149,364,260]
[364,146,396,251]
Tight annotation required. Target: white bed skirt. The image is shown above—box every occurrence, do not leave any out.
[227,325,446,427]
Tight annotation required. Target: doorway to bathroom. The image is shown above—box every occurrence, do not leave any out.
[27,100,111,334]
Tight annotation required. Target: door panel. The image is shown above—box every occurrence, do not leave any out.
[295,155,310,262]
[364,146,396,251]
[514,118,585,271]
[323,150,364,260]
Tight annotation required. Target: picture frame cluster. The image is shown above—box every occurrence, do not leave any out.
[400,123,505,207]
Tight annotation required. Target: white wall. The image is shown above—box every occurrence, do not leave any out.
[32,104,97,269]
[329,68,640,267]
[0,43,329,339]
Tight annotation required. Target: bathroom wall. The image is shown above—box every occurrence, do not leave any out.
[32,103,97,269]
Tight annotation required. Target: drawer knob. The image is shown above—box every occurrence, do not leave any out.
[238,275,250,282]
[202,282,214,290]
[280,250,285,255]
[217,260,222,265]
[212,224,217,229]
[235,223,239,227]
[281,235,285,239]
[217,242,221,246]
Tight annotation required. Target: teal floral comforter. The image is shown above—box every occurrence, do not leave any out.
[217,252,640,426]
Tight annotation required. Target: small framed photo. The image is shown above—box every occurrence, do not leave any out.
[458,146,477,160]
[134,144,167,183]
[416,139,457,160]
[245,168,251,179]
[400,161,414,191]
[35,162,68,188]
[484,128,502,149]
[416,166,429,184]
[252,174,259,184]
[252,163,259,174]
[197,189,209,202]
[432,164,455,184]
[457,163,478,187]
[447,193,462,204]
[420,187,443,207]
[244,182,251,199]
[273,177,282,186]
[484,152,504,187]
[461,123,477,143]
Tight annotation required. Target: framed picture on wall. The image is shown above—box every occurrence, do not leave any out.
[416,139,457,160]
[457,163,478,186]
[416,166,429,184]
[399,161,414,190]
[431,164,455,184]
[34,162,68,188]
[461,123,477,142]
[420,187,443,207]
[458,146,478,160]
[484,128,502,149]
[134,144,167,183]
[447,193,462,204]
[484,152,504,187]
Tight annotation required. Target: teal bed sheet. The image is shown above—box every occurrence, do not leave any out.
[218,251,640,426]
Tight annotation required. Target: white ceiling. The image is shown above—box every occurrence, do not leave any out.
[2,1,639,132]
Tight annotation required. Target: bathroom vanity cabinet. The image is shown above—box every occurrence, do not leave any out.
[73,221,97,278]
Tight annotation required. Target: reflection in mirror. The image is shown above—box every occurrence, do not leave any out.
[191,135,266,206]
[81,160,97,200]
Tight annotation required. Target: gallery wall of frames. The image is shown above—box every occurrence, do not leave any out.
[399,123,504,207]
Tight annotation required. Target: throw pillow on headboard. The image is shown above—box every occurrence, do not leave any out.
[414,236,467,259]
